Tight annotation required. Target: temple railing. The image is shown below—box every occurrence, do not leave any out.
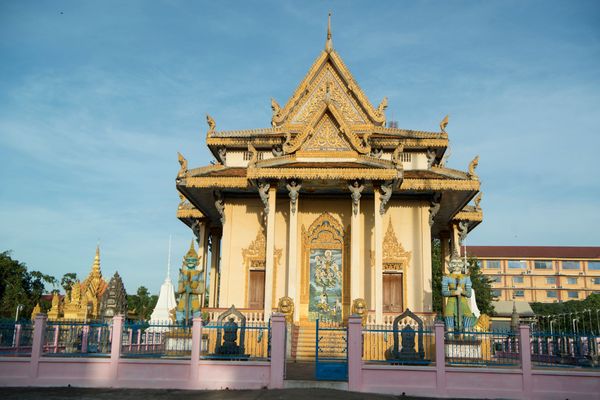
[365,311,437,328]
[0,320,34,356]
[202,308,266,323]
[42,320,111,357]
[121,320,191,359]
[201,321,270,361]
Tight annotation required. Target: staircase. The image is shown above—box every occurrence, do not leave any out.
[290,323,346,361]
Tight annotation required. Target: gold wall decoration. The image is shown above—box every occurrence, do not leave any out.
[300,113,352,152]
[277,296,294,324]
[242,228,282,309]
[382,223,412,269]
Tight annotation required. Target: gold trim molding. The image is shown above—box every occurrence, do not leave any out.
[242,228,282,309]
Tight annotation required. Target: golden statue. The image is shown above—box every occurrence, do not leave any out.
[474,314,491,332]
[351,298,368,326]
[30,303,41,320]
[47,292,61,320]
[277,296,294,324]
[175,240,202,324]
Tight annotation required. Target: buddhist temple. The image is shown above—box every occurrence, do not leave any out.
[176,16,482,324]
[48,246,109,321]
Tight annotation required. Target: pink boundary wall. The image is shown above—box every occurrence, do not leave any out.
[347,317,600,400]
[1,314,598,399]
[0,314,285,390]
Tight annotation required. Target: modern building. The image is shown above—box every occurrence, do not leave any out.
[175,17,483,324]
[467,246,600,303]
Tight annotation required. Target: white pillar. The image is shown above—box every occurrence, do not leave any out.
[451,223,460,256]
[209,229,221,308]
[420,206,433,312]
[288,192,299,321]
[351,194,361,303]
[195,221,209,308]
[264,186,277,318]
[374,188,383,324]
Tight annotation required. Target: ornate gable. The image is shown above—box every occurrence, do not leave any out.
[300,113,352,152]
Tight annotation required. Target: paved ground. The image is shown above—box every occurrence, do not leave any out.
[0,387,470,400]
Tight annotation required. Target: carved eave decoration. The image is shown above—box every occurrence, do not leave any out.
[454,205,483,224]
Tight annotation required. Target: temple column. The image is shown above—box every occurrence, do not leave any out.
[193,219,209,308]
[209,228,222,308]
[451,223,461,257]
[349,181,363,304]
[440,231,451,274]
[287,181,301,322]
[264,185,277,318]
[374,186,383,324]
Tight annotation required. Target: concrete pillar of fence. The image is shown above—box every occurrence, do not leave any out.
[519,324,532,398]
[29,313,47,379]
[190,317,203,385]
[269,313,286,389]
[434,322,446,395]
[347,315,363,392]
[14,324,21,349]
[109,315,124,383]
[81,325,89,353]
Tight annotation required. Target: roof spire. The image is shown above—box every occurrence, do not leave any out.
[93,245,100,272]
[325,12,333,53]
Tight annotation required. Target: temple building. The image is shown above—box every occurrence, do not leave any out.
[176,18,483,324]
[48,246,109,321]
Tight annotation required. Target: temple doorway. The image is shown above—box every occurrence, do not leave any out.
[383,272,403,313]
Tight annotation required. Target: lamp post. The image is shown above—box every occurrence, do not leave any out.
[550,319,554,335]
[14,304,24,322]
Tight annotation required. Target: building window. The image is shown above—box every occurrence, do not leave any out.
[546,290,557,298]
[512,276,524,284]
[562,261,581,270]
[534,260,553,269]
[566,277,578,285]
[592,278,600,285]
[508,260,527,269]
[567,291,579,299]
[546,277,556,285]
[476,260,482,268]
[514,290,525,297]
[588,261,600,271]
[490,276,502,283]
[486,260,501,269]
[492,289,501,297]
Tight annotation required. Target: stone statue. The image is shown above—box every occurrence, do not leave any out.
[272,144,283,157]
[429,195,441,227]
[99,272,127,320]
[426,148,436,169]
[175,240,202,324]
[258,181,270,219]
[214,191,225,225]
[348,180,364,216]
[370,147,383,159]
[277,296,294,324]
[351,298,368,325]
[214,305,247,357]
[442,255,476,331]
[379,181,393,215]
[286,180,301,214]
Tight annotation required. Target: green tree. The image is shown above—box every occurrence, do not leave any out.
[531,293,600,333]
[0,251,57,319]
[61,272,78,296]
[431,240,496,316]
[127,286,158,320]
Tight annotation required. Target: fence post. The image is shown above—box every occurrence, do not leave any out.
[30,314,47,379]
[81,325,89,353]
[434,322,446,396]
[519,324,532,398]
[190,317,203,386]
[347,315,363,392]
[109,315,124,384]
[14,324,21,350]
[269,313,285,389]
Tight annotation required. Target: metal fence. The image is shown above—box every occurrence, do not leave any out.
[530,332,600,369]
[315,319,347,381]
[200,321,270,361]
[43,320,111,357]
[121,321,192,359]
[362,325,435,365]
[445,330,520,368]
[0,320,34,356]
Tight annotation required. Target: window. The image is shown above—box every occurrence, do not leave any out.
[592,278,600,285]
[490,276,502,283]
[476,260,482,268]
[546,290,557,298]
[588,261,600,271]
[534,260,553,270]
[514,290,525,297]
[567,291,579,299]
[546,277,556,285]
[486,260,501,269]
[512,276,524,284]
[562,261,581,270]
[492,289,501,297]
[566,277,578,285]
[508,260,527,269]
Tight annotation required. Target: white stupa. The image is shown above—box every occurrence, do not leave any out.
[148,237,177,329]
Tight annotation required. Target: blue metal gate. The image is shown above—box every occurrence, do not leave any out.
[315,319,348,381]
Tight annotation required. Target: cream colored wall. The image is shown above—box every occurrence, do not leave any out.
[217,194,433,314]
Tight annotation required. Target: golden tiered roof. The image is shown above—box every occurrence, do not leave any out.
[176,16,482,234]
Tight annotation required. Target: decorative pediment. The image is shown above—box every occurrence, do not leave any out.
[300,113,352,152]
[383,223,411,270]
[272,48,387,130]
[242,228,282,269]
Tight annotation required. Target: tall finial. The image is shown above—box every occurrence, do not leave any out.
[92,244,101,273]
[166,235,172,282]
[325,12,333,53]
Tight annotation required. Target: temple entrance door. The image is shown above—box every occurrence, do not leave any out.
[248,270,265,309]
[383,273,403,313]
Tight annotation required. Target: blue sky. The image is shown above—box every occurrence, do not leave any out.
[1,0,599,294]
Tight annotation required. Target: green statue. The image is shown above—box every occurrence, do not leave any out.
[442,255,476,331]
[175,240,202,324]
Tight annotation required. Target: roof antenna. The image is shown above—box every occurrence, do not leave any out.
[325,12,333,53]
